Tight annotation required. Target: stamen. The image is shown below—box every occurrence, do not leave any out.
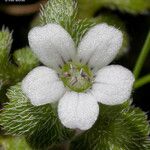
[61,56,66,64]
[80,68,83,75]
[70,77,77,86]
[60,62,93,92]
[81,72,86,78]
[64,72,71,77]
[70,64,73,69]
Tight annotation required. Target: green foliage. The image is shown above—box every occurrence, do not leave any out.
[70,103,150,150]
[0,136,31,150]
[78,0,150,18]
[1,85,149,150]
[0,28,39,101]
[0,84,74,150]
[40,0,75,25]
[0,27,12,52]
[40,0,94,46]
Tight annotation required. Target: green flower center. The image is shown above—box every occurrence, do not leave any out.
[60,62,93,92]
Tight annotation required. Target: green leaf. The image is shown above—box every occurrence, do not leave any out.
[0,28,39,102]
[78,0,150,18]
[40,0,75,25]
[0,27,12,54]
[0,84,74,150]
[13,47,39,79]
[0,136,31,150]
[40,0,94,46]
[70,104,150,150]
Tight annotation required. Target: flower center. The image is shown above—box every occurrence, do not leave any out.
[60,62,93,92]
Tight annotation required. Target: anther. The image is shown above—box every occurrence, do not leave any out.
[64,72,71,77]
[70,77,77,86]
[61,56,66,64]
[80,68,83,75]
[70,64,73,69]
[80,69,87,78]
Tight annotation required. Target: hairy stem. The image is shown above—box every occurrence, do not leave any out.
[134,74,150,89]
[133,31,150,79]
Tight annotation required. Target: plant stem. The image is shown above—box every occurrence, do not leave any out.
[133,31,150,79]
[134,74,150,89]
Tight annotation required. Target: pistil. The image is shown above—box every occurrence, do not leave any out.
[60,62,93,92]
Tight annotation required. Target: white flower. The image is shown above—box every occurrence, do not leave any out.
[22,23,135,130]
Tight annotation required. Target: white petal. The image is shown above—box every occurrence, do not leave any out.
[28,24,76,70]
[91,65,135,105]
[78,23,123,71]
[22,66,65,106]
[58,91,99,130]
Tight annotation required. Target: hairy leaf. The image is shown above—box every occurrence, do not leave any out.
[40,0,94,46]
[0,136,31,150]
[70,104,150,150]
[0,29,39,101]
[0,84,74,150]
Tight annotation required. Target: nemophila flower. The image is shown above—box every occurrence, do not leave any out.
[22,23,135,130]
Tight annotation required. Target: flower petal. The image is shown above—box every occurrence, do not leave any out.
[22,66,65,106]
[91,65,135,105]
[58,91,99,130]
[28,24,76,70]
[78,23,123,72]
